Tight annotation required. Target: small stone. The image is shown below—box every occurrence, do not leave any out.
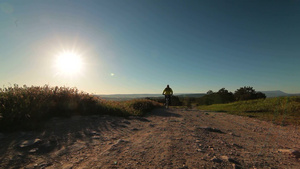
[39,163,52,168]
[92,136,101,139]
[197,149,205,153]
[229,132,240,137]
[19,139,42,148]
[278,149,292,153]
[232,163,242,169]
[17,153,24,157]
[131,128,139,131]
[29,148,38,153]
[89,131,100,136]
[117,139,128,144]
[221,156,229,160]
[179,165,188,169]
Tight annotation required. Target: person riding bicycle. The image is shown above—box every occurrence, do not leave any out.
[162,85,173,105]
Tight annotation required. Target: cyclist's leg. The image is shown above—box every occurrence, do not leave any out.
[166,95,171,105]
[164,95,167,105]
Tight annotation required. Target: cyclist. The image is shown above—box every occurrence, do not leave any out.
[162,85,173,105]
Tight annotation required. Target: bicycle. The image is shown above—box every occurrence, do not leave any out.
[164,94,172,109]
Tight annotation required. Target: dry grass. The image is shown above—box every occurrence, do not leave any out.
[0,85,160,132]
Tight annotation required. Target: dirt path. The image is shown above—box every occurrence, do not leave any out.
[0,108,299,168]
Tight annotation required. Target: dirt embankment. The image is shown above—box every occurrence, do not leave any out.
[0,108,299,168]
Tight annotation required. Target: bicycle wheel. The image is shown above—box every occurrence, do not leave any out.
[166,98,169,109]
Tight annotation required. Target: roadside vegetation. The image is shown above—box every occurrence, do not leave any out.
[198,96,300,126]
[174,86,299,126]
[180,86,266,107]
[0,85,160,132]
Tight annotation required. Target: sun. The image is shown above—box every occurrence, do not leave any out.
[55,50,83,76]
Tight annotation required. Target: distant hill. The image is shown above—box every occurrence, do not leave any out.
[95,93,206,101]
[95,94,163,101]
[260,90,300,98]
[176,93,206,98]
[95,91,300,101]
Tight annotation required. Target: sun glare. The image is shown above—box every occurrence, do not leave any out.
[55,51,83,76]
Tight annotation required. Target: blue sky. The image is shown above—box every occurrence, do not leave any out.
[0,0,299,94]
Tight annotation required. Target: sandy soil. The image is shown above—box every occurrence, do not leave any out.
[0,107,299,169]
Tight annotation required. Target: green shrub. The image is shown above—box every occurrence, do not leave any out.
[198,96,300,125]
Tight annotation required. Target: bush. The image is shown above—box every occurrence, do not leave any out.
[197,88,234,105]
[0,85,160,132]
[234,86,266,101]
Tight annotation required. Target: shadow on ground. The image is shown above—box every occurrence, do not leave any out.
[0,114,133,168]
[146,108,182,117]
[0,108,181,168]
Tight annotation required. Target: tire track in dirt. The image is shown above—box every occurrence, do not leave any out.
[0,108,299,168]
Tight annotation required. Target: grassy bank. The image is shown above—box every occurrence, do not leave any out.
[0,85,160,132]
[198,96,300,126]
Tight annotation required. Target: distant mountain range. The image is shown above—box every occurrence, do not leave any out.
[96,94,163,101]
[259,90,300,98]
[95,91,300,101]
[95,93,205,101]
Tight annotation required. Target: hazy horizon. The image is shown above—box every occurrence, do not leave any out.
[1,0,300,94]
[96,90,299,95]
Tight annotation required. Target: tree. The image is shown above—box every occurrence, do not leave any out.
[217,88,228,94]
[234,86,255,101]
[234,86,266,101]
[197,88,234,105]
[217,88,235,103]
[256,92,266,99]
[207,90,213,95]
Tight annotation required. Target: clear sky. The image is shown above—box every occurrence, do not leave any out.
[0,0,299,94]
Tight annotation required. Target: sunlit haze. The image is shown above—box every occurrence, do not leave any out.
[0,0,300,94]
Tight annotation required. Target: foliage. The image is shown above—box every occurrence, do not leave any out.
[197,88,235,105]
[196,86,266,106]
[147,96,182,106]
[104,99,161,116]
[234,86,266,101]
[0,85,160,132]
[170,96,182,106]
[198,96,300,126]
